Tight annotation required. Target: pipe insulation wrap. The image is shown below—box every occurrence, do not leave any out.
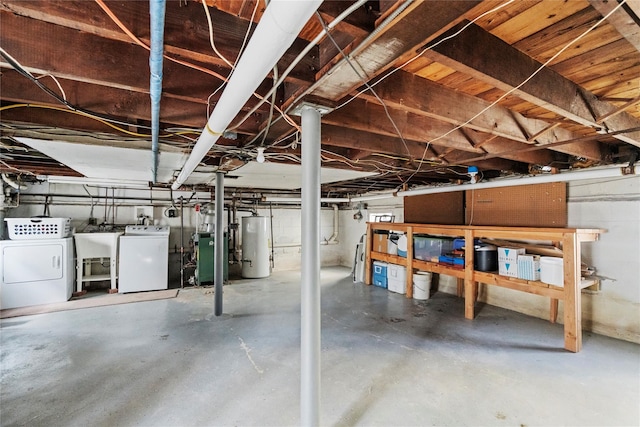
[150,0,166,183]
[172,0,323,190]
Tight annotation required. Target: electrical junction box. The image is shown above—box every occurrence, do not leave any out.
[135,206,154,223]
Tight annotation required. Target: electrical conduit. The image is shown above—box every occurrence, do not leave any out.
[150,0,166,184]
[171,0,323,190]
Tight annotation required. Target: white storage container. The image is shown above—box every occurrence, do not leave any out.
[387,263,406,294]
[5,218,71,240]
[412,272,432,300]
[540,256,564,286]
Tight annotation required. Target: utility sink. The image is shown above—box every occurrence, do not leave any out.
[73,232,123,293]
[73,232,122,258]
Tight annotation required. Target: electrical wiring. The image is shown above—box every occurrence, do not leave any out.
[34,74,67,102]
[227,0,369,134]
[0,46,168,132]
[201,0,234,68]
[94,0,299,135]
[203,0,259,120]
[315,13,413,161]
[0,104,193,139]
[0,159,37,176]
[334,0,517,112]
[401,0,629,185]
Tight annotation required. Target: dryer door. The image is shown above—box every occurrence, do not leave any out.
[2,243,63,284]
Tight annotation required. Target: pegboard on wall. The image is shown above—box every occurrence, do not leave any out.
[404,192,465,225]
[465,183,567,227]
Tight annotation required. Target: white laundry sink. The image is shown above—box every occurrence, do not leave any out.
[73,232,123,293]
[73,232,122,258]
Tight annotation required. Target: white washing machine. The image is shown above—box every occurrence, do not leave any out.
[0,237,74,309]
[118,225,170,293]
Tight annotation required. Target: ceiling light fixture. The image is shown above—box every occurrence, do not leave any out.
[256,147,266,163]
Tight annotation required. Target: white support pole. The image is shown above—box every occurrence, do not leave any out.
[300,106,321,426]
[214,171,224,316]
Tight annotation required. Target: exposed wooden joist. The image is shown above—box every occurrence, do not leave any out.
[588,0,640,51]
[308,0,482,101]
[424,21,640,147]
[0,70,258,136]
[321,124,438,161]
[323,98,554,165]
[0,0,318,84]
[324,99,481,153]
[363,70,604,160]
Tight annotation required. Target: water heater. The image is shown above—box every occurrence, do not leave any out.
[241,216,270,278]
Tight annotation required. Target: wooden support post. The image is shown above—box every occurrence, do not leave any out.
[550,298,559,323]
[364,224,373,285]
[464,229,476,319]
[563,232,582,352]
[406,226,414,298]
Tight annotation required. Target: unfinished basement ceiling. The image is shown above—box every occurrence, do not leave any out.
[1,0,639,196]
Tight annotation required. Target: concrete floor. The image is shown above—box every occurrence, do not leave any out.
[1,267,638,426]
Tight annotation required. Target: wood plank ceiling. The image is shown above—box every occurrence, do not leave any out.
[1,0,639,196]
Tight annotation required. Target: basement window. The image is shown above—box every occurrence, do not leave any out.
[369,213,395,223]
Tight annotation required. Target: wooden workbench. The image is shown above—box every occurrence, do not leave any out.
[365,223,605,352]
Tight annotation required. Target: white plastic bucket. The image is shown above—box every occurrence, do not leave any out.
[540,256,563,286]
[413,272,432,300]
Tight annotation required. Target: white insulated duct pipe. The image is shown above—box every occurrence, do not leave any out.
[171,0,322,190]
[396,164,640,197]
[264,165,639,204]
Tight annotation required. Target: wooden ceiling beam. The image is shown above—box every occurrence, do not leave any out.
[588,0,640,51]
[423,21,640,147]
[308,0,482,101]
[0,0,318,84]
[321,124,438,161]
[362,70,604,160]
[323,98,554,165]
[324,99,481,153]
[0,70,262,135]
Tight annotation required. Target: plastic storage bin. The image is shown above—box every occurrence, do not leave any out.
[414,235,454,261]
[387,263,406,294]
[372,261,388,288]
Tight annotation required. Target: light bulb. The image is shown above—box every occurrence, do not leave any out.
[256,147,265,163]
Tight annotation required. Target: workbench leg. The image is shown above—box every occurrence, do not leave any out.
[364,225,373,286]
[563,233,582,352]
[550,298,559,323]
[464,230,476,319]
[456,278,464,298]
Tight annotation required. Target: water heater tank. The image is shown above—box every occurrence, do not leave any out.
[241,216,270,278]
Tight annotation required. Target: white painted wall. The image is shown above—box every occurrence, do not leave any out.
[3,182,342,276]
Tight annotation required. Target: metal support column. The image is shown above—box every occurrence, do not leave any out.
[215,171,224,316]
[300,106,321,426]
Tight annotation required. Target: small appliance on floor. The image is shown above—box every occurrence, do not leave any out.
[1,217,74,309]
[118,225,170,293]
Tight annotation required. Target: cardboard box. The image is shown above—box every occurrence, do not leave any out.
[498,247,525,277]
[517,254,540,281]
[373,233,388,253]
